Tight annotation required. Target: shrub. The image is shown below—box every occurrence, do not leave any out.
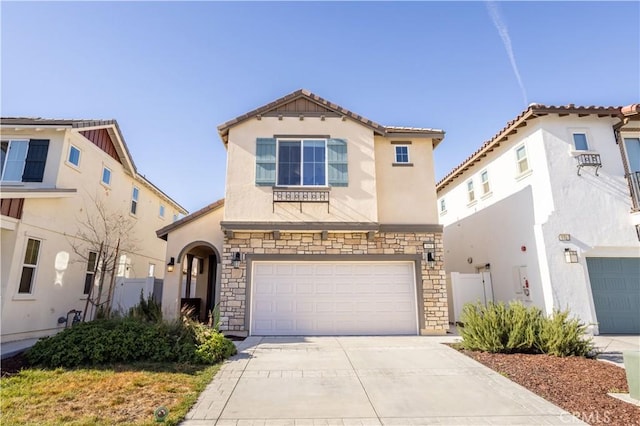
[459,301,594,357]
[538,309,594,357]
[127,291,163,323]
[26,313,236,368]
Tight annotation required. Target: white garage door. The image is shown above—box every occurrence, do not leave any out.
[251,261,418,335]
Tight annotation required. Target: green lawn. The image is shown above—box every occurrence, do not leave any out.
[0,362,219,426]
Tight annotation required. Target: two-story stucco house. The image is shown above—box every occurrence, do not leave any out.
[437,104,640,335]
[157,89,448,336]
[1,118,186,343]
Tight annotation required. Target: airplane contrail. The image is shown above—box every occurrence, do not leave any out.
[486,1,528,106]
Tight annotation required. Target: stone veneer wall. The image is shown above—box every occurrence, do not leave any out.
[220,231,447,334]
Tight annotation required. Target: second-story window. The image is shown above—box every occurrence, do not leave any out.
[131,186,139,215]
[440,198,446,213]
[159,204,165,218]
[101,166,111,186]
[1,139,49,183]
[467,180,475,203]
[572,133,589,151]
[394,146,410,164]
[277,139,326,186]
[68,145,81,167]
[481,170,490,194]
[515,145,529,174]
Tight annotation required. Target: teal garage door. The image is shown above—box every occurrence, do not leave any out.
[587,258,640,334]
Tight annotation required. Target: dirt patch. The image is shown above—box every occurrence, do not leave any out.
[460,349,640,426]
[1,352,28,377]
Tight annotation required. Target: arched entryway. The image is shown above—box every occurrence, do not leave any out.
[177,241,220,323]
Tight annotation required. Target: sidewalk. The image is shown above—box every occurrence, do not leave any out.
[592,335,640,368]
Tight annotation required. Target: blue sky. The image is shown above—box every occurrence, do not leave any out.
[2,1,638,213]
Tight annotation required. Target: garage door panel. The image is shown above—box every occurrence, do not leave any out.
[587,257,640,334]
[252,261,418,335]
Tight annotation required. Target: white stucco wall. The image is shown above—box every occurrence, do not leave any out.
[438,114,639,333]
[537,117,639,332]
[161,205,225,320]
[1,127,182,342]
[224,116,379,223]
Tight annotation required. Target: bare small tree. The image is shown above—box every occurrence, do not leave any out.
[67,194,140,320]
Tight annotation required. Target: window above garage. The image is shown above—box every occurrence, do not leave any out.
[255,137,348,187]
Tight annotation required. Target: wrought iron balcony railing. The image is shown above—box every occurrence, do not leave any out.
[576,153,602,176]
[273,187,330,212]
[628,171,640,211]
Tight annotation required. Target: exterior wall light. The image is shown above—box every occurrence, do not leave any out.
[558,234,571,242]
[166,257,175,272]
[232,252,242,269]
[423,241,436,268]
[564,248,579,263]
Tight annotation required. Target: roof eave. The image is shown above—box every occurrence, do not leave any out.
[436,105,622,192]
[156,198,225,239]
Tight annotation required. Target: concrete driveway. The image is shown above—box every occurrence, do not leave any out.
[182,336,583,425]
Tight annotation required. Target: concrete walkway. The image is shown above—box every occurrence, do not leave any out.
[592,335,640,368]
[182,336,584,425]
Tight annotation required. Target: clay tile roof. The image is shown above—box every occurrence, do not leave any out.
[622,104,640,116]
[216,89,445,145]
[156,198,225,239]
[435,104,622,192]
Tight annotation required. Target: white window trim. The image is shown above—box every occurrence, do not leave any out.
[480,169,491,196]
[466,179,476,205]
[275,138,329,188]
[101,165,112,187]
[514,144,531,177]
[66,144,82,170]
[439,198,447,215]
[14,237,42,299]
[83,251,98,296]
[130,186,140,217]
[159,204,165,219]
[568,128,597,154]
[393,145,411,164]
[1,139,30,182]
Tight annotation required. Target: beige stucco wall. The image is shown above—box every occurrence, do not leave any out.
[161,205,225,320]
[1,127,182,342]
[375,136,439,224]
[224,116,379,223]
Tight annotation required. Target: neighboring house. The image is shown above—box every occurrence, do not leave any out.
[437,104,640,335]
[1,118,187,343]
[157,89,448,336]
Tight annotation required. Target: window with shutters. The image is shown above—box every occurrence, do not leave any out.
[18,238,41,294]
[1,139,49,183]
[255,138,348,187]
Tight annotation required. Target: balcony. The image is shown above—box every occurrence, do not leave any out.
[628,171,640,211]
[273,187,330,213]
[576,153,602,176]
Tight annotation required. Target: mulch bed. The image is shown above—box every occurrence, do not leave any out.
[459,349,640,426]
